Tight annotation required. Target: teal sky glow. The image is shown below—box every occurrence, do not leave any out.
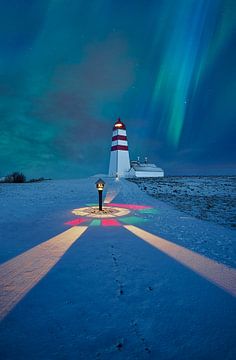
[0,0,235,178]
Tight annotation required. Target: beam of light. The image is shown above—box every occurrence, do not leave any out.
[107,204,151,210]
[104,181,120,204]
[124,225,236,297]
[90,219,101,226]
[104,190,119,204]
[101,219,121,227]
[65,218,89,226]
[119,216,148,225]
[0,226,88,321]
[138,208,159,214]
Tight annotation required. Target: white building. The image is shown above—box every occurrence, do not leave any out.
[127,159,164,178]
[108,119,164,178]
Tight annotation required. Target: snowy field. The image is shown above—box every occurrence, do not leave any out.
[0,177,236,359]
[128,176,236,229]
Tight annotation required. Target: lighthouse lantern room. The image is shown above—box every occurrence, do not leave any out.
[108,118,130,177]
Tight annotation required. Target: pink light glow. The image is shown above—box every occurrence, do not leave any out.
[101,219,121,226]
[107,203,151,210]
[65,218,89,226]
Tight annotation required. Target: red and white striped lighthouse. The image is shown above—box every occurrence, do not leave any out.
[108,118,130,177]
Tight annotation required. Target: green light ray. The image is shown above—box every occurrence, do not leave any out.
[90,219,101,226]
[138,209,159,214]
[119,216,148,225]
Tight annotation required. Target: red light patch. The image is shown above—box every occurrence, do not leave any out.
[101,219,121,227]
[66,204,154,228]
[65,218,88,226]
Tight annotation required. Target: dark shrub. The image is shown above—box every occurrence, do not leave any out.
[29,177,45,183]
[5,172,26,183]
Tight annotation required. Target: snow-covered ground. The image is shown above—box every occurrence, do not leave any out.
[0,177,236,359]
[129,176,236,229]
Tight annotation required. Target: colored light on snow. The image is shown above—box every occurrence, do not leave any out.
[72,206,130,218]
[124,225,236,298]
[104,188,120,204]
[65,218,88,226]
[101,219,121,227]
[138,208,159,214]
[66,204,154,227]
[90,219,101,226]
[0,226,88,321]
[107,204,151,210]
[119,216,148,225]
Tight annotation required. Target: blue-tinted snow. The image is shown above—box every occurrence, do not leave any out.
[0,177,235,359]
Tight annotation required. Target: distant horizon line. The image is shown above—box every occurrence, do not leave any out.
[1,173,236,182]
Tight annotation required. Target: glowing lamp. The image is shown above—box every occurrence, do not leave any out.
[112,118,126,131]
[96,178,105,191]
[95,178,105,210]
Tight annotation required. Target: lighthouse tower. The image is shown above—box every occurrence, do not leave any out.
[108,118,130,177]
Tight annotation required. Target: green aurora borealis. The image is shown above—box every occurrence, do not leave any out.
[0,0,235,178]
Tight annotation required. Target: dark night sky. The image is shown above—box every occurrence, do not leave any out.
[0,0,235,178]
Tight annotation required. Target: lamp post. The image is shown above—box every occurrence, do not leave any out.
[95,178,105,211]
